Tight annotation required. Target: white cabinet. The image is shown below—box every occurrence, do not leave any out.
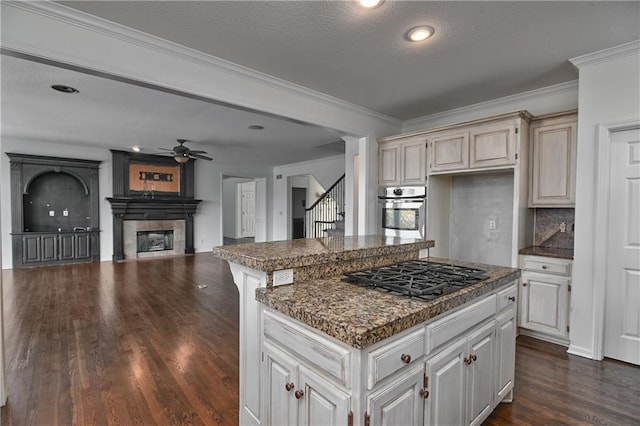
[495,308,516,404]
[529,112,578,207]
[264,343,351,426]
[378,137,427,186]
[427,117,522,175]
[366,364,425,426]
[519,255,572,345]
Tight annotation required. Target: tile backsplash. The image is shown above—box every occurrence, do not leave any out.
[534,208,575,248]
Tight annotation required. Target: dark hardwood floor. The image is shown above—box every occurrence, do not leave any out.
[1,254,638,425]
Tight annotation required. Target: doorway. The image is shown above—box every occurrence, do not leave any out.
[222,176,258,246]
[292,187,306,239]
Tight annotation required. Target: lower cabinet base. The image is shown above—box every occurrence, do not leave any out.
[261,283,518,426]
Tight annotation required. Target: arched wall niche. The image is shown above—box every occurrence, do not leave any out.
[6,153,101,268]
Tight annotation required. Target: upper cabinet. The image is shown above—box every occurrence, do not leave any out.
[427,117,523,175]
[528,111,578,207]
[378,136,427,187]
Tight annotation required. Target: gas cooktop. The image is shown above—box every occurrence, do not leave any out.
[343,260,489,301]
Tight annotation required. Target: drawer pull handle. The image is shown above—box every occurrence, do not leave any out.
[508,296,516,302]
[295,390,304,399]
[400,354,412,364]
[285,383,295,392]
[542,265,548,269]
[419,389,429,399]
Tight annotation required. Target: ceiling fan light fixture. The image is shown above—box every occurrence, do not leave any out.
[407,26,435,42]
[132,146,141,152]
[248,125,264,130]
[174,154,190,163]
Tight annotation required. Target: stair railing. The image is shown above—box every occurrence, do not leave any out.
[304,174,345,238]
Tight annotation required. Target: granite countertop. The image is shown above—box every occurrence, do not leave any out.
[256,257,520,349]
[519,246,574,259]
[212,235,435,272]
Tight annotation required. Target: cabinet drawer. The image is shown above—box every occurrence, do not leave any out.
[367,328,425,390]
[497,284,517,312]
[263,309,351,386]
[522,256,571,276]
[426,294,496,353]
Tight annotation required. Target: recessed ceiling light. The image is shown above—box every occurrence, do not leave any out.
[407,26,435,42]
[51,84,79,94]
[248,125,264,130]
[359,0,383,8]
[132,146,141,152]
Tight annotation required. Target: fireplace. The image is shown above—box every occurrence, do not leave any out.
[107,150,202,261]
[137,230,174,253]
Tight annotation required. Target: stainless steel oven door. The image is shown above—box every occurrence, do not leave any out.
[380,199,426,239]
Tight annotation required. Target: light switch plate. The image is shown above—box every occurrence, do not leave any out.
[273,269,294,286]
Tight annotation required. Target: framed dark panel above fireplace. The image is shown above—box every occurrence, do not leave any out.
[111,150,194,198]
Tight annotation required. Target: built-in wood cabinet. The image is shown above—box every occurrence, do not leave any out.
[378,137,427,187]
[19,231,98,266]
[426,118,520,175]
[262,283,517,426]
[529,111,578,207]
[519,255,572,345]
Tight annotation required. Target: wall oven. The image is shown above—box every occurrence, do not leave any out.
[378,186,427,239]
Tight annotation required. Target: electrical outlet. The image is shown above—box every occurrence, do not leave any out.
[560,222,567,233]
[489,220,496,230]
[63,209,69,217]
[273,269,294,286]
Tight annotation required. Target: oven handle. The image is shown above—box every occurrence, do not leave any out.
[378,197,427,203]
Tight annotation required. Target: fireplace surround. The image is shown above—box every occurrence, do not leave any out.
[107,150,201,261]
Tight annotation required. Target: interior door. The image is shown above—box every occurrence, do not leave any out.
[241,181,256,238]
[604,128,640,365]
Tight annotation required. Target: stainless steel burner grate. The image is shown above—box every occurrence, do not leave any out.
[343,260,488,301]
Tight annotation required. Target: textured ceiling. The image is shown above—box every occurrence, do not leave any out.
[0,55,345,165]
[58,1,640,120]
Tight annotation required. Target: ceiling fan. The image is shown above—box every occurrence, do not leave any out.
[159,139,213,163]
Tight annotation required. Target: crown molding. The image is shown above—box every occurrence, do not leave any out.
[403,80,578,131]
[2,1,401,128]
[570,39,640,69]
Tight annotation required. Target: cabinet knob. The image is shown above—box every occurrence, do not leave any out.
[400,354,412,364]
[295,390,304,400]
[285,383,295,392]
[419,389,429,399]
[508,296,516,302]
[464,356,472,365]
[542,265,548,270]
[522,282,527,287]
[471,354,477,362]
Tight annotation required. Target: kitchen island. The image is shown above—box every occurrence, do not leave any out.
[212,236,519,426]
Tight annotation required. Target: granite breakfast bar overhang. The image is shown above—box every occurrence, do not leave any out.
[212,236,521,425]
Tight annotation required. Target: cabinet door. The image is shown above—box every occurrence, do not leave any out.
[466,322,496,426]
[495,308,516,404]
[400,139,427,185]
[469,122,516,169]
[520,272,569,338]
[41,234,58,261]
[22,234,41,263]
[298,366,350,426]
[379,142,401,186]
[428,131,469,173]
[264,347,298,426]
[59,233,75,260]
[367,365,425,426]
[529,119,577,206]
[75,233,91,259]
[424,338,467,426]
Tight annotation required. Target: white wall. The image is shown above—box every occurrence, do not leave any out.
[272,155,345,240]
[569,41,640,359]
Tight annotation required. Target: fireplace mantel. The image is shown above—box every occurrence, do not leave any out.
[107,197,201,261]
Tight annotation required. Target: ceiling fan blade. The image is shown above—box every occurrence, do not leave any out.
[189,150,208,154]
[158,147,174,151]
[189,152,213,161]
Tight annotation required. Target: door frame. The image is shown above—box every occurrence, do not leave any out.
[592,118,640,360]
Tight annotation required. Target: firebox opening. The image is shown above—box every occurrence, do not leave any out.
[137,230,174,253]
